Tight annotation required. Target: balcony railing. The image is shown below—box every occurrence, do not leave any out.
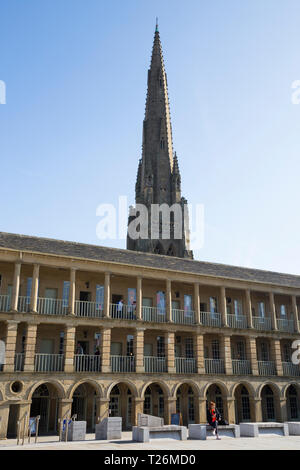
[252,316,272,331]
[227,315,248,329]
[74,354,101,372]
[172,309,195,325]
[276,318,294,333]
[110,304,136,320]
[75,301,104,318]
[200,312,222,327]
[0,294,10,312]
[111,355,135,373]
[142,306,166,323]
[14,353,25,372]
[34,354,64,372]
[282,362,300,377]
[18,296,31,313]
[175,357,197,374]
[232,359,252,375]
[258,360,277,376]
[37,298,68,316]
[204,358,225,374]
[144,356,167,373]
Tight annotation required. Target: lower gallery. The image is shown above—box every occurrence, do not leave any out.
[0,232,299,438]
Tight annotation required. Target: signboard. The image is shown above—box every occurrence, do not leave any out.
[171,413,182,425]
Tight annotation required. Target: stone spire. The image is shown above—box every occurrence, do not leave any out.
[127,24,193,259]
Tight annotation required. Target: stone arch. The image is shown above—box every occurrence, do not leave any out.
[28,381,65,435]
[172,380,201,399]
[140,380,171,399]
[106,380,138,399]
[282,382,300,399]
[232,382,255,424]
[284,383,300,421]
[26,379,65,401]
[173,381,200,426]
[68,379,103,400]
[257,381,281,399]
[202,381,229,399]
[259,382,282,422]
[230,381,255,399]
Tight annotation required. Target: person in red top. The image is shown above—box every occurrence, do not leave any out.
[207,401,221,440]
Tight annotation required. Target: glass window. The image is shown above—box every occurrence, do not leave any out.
[185,337,194,358]
[258,302,265,318]
[280,305,286,317]
[127,335,134,356]
[157,336,165,357]
[212,340,220,359]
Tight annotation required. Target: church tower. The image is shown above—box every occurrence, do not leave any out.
[127,23,193,259]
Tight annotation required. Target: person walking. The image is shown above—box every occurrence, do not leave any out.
[207,401,221,440]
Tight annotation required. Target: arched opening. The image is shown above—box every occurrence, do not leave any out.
[176,384,195,426]
[143,383,165,421]
[108,383,133,430]
[71,382,99,432]
[154,242,164,255]
[206,384,225,422]
[30,383,59,435]
[261,384,279,422]
[286,385,300,421]
[234,384,252,423]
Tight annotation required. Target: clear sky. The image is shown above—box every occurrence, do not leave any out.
[0,0,300,275]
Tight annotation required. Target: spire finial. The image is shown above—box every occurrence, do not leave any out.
[155,17,159,32]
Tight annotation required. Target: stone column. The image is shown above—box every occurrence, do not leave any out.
[250,397,262,422]
[104,273,111,318]
[195,398,207,424]
[194,283,201,325]
[11,262,21,312]
[134,328,144,373]
[245,289,253,329]
[132,398,144,426]
[0,403,10,439]
[58,399,73,422]
[221,334,232,375]
[166,279,172,323]
[270,338,283,376]
[292,295,300,333]
[165,331,175,373]
[269,292,278,331]
[23,322,38,372]
[3,320,19,372]
[245,336,259,376]
[96,398,109,424]
[100,327,111,373]
[69,268,76,316]
[224,397,235,424]
[136,276,142,321]
[279,398,287,423]
[30,264,40,313]
[16,402,32,441]
[64,325,76,373]
[195,333,205,374]
[220,286,228,327]
[164,397,176,425]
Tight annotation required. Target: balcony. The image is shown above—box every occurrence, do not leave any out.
[37,298,68,316]
[74,354,101,372]
[110,304,136,320]
[204,358,225,374]
[0,294,10,312]
[276,318,294,333]
[34,354,64,372]
[144,356,167,373]
[14,353,25,372]
[75,300,103,318]
[142,306,166,323]
[258,360,277,376]
[232,359,252,375]
[282,362,300,377]
[175,357,196,374]
[200,311,222,327]
[172,309,195,325]
[252,316,272,331]
[18,296,31,313]
[111,355,135,373]
[227,314,248,329]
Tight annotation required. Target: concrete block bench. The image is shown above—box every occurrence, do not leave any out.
[95,417,122,440]
[137,413,164,427]
[63,421,86,441]
[206,424,240,438]
[188,424,207,440]
[240,422,289,437]
[285,422,300,435]
[133,425,187,442]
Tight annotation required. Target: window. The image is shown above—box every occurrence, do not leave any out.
[127,335,134,356]
[260,342,269,361]
[258,302,265,319]
[234,300,242,317]
[185,337,194,358]
[236,341,246,360]
[210,297,217,313]
[283,343,290,362]
[280,305,287,317]
[59,332,64,355]
[62,281,70,308]
[212,340,220,360]
[157,336,165,357]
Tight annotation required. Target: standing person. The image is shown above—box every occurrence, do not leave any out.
[117,298,124,316]
[207,401,221,440]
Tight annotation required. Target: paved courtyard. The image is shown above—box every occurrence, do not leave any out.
[0,432,300,451]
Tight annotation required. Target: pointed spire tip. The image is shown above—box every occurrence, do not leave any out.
[155,17,159,32]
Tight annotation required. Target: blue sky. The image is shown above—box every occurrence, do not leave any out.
[1,0,300,275]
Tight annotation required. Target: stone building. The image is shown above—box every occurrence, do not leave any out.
[0,26,299,439]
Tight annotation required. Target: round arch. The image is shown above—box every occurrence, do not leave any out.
[202,381,229,399]
[172,380,201,399]
[140,380,171,399]
[106,380,138,400]
[257,382,281,399]
[230,381,256,399]
[68,379,103,400]
[26,380,65,401]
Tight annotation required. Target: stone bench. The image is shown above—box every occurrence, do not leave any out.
[285,422,300,435]
[206,424,240,438]
[188,424,207,440]
[137,413,164,427]
[240,422,289,437]
[95,417,122,440]
[62,421,86,441]
[133,425,187,442]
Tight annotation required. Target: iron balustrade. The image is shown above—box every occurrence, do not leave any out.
[144,356,167,373]
[111,355,135,373]
[34,354,64,372]
[14,353,25,372]
[74,354,101,372]
[175,357,196,373]
[276,318,295,333]
[0,294,10,312]
[37,298,68,316]
[232,359,252,375]
[17,296,31,313]
[172,309,195,325]
[75,300,104,318]
[142,306,166,323]
[110,303,137,320]
[252,316,272,331]
[282,362,300,377]
[227,314,248,329]
[200,311,222,327]
[204,358,225,374]
[257,360,277,376]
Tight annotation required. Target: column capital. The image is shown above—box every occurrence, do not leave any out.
[5,319,20,326]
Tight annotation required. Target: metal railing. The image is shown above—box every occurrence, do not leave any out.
[58,414,77,442]
[14,353,25,372]
[252,316,272,331]
[75,300,104,318]
[204,358,225,374]
[0,294,10,312]
[110,303,136,320]
[144,356,167,373]
[282,362,300,377]
[200,311,222,327]
[172,309,195,325]
[34,354,64,372]
[37,298,68,316]
[232,359,252,375]
[74,354,101,372]
[111,355,135,372]
[17,413,40,445]
[175,357,196,374]
[227,315,248,329]
[18,296,31,313]
[258,360,277,376]
[276,318,294,333]
[142,306,166,323]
